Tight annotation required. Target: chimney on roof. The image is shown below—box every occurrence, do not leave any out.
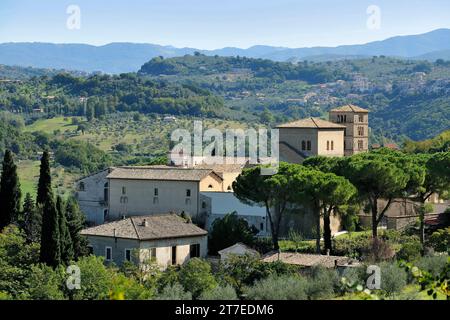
[142,219,148,227]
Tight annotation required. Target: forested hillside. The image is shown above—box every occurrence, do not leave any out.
[0,72,227,118]
[1,54,450,142]
[140,54,450,141]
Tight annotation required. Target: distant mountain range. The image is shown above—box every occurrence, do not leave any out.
[2,29,450,74]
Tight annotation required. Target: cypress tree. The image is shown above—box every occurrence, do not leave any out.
[22,192,42,242]
[66,197,88,259]
[37,150,52,205]
[0,149,22,230]
[57,196,73,264]
[38,153,61,267]
[40,194,61,267]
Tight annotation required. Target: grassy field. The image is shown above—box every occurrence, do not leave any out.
[17,160,40,196]
[23,116,80,134]
[17,159,79,199]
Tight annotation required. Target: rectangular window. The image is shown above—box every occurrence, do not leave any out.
[87,245,94,255]
[358,140,364,150]
[186,189,191,197]
[151,248,157,259]
[260,223,264,231]
[326,141,330,151]
[154,188,158,196]
[125,249,132,262]
[122,186,126,195]
[331,141,334,151]
[105,247,112,261]
[359,127,364,136]
[190,244,200,258]
[359,115,364,122]
[307,141,311,151]
[171,246,177,265]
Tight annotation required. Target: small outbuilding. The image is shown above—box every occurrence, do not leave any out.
[218,243,259,261]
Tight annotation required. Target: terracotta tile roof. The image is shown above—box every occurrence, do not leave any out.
[107,166,220,181]
[194,163,246,175]
[81,213,207,240]
[276,117,346,129]
[261,252,360,268]
[330,104,369,113]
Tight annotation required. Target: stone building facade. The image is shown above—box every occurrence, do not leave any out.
[328,104,369,156]
[81,214,208,268]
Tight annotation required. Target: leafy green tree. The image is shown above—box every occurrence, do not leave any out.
[65,197,88,259]
[0,150,21,229]
[208,212,257,255]
[71,255,113,300]
[292,168,357,253]
[36,150,52,205]
[178,258,217,299]
[411,152,450,248]
[341,152,410,238]
[25,264,65,300]
[233,163,299,250]
[56,196,73,265]
[156,265,180,292]
[0,225,40,298]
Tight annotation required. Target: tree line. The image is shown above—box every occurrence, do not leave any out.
[0,72,226,118]
[0,149,88,267]
[233,149,450,254]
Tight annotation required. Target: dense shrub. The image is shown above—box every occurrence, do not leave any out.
[305,266,340,300]
[71,255,113,300]
[156,283,192,300]
[362,238,395,263]
[218,254,296,294]
[179,258,217,298]
[416,255,448,277]
[199,285,238,300]
[208,212,257,255]
[24,264,65,300]
[428,228,450,253]
[379,263,408,295]
[396,241,422,262]
[246,275,308,300]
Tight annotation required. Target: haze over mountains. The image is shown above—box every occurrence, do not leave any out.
[1,29,450,74]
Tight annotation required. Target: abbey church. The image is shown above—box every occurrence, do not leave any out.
[278,104,369,163]
[76,104,376,267]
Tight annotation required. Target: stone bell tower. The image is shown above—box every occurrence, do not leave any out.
[329,104,369,156]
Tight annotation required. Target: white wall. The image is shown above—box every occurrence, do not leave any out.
[76,169,110,225]
[108,179,200,219]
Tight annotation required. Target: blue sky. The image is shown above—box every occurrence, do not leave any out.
[1,0,450,49]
